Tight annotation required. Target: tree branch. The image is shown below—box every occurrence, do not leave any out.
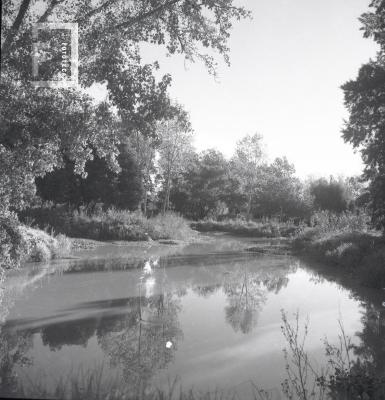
[38,0,63,22]
[1,0,32,63]
[108,0,182,33]
[76,0,119,24]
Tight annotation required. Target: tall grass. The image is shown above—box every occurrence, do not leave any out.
[20,207,194,242]
[279,310,385,400]
[16,368,236,400]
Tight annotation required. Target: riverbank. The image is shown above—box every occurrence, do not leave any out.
[2,209,198,268]
[293,228,385,288]
[20,208,195,242]
[70,234,200,251]
[191,218,303,238]
[1,212,72,268]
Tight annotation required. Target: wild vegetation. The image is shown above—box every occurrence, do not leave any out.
[21,207,194,242]
[0,211,71,269]
[1,0,385,288]
[191,218,304,238]
[2,1,385,399]
[0,0,250,268]
[293,210,385,288]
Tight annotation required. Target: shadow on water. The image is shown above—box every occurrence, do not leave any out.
[1,235,385,398]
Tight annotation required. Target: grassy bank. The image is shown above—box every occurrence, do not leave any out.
[20,207,195,242]
[293,211,385,288]
[191,218,304,238]
[19,226,71,262]
[1,212,71,268]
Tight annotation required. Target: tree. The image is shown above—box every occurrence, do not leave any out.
[157,109,194,214]
[310,177,349,213]
[1,0,251,82]
[129,132,158,216]
[253,157,309,220]
[36,142,143,210]
[1,0,250,214]
[0,78,120,211]
[341,0,385,228]
[170,149,231,219]
[231,133,265,219]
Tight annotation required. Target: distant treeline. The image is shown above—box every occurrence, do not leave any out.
[34,131,367,222]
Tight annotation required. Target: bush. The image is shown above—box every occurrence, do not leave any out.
[51,234,72,258]
[0,212,26,269]
[19,226,71,262]
[0,212,71,268]
[309,210,371,236]
[29,241,52,262]
[294,210,385,288]
[149,212,193,240]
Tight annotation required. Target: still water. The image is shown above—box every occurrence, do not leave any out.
[0,234,384,399]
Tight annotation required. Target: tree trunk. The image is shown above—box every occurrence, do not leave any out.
[246,193,252,221]
[143,188,148,217]
[1,0,32,63]
[162,170,172,214]
[162,182,171,215]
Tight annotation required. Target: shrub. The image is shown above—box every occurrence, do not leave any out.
[0,212,26,269]
[19,226,71,262]
[294,210,385,288]
[149,212,193,240]
[310,210,371,236]
[29,241,51,262]
[52,234,72,258]
[0,212,71,268]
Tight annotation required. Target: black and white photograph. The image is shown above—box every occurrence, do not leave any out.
[1,0,385,399]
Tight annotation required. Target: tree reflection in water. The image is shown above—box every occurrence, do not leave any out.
[95,257,183,398]
[223,263,290,334]
[0,254,297,398]
[97,293,183,398]
[0,328,33,397]
[353,304,385,378]
[6,254,385,398]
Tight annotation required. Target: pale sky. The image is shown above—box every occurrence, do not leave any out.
[90,0,378,178]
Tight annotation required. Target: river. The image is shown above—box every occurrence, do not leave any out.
[0,233,384,399]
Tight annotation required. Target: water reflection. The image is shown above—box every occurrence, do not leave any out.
[224,269,266,334]
[1,240,384,398]
[354,304,385,376]
[97,294,183,398]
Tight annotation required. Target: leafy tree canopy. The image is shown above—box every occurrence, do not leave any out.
[0,0,250,212]
[342,0,385,228]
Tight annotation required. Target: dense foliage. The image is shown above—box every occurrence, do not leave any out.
[0,0,250,215]
[0,212,26,269]
[342,0,385,229]
[310,178,350,213]
[36,143,143,211]
[0,0,251,267]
